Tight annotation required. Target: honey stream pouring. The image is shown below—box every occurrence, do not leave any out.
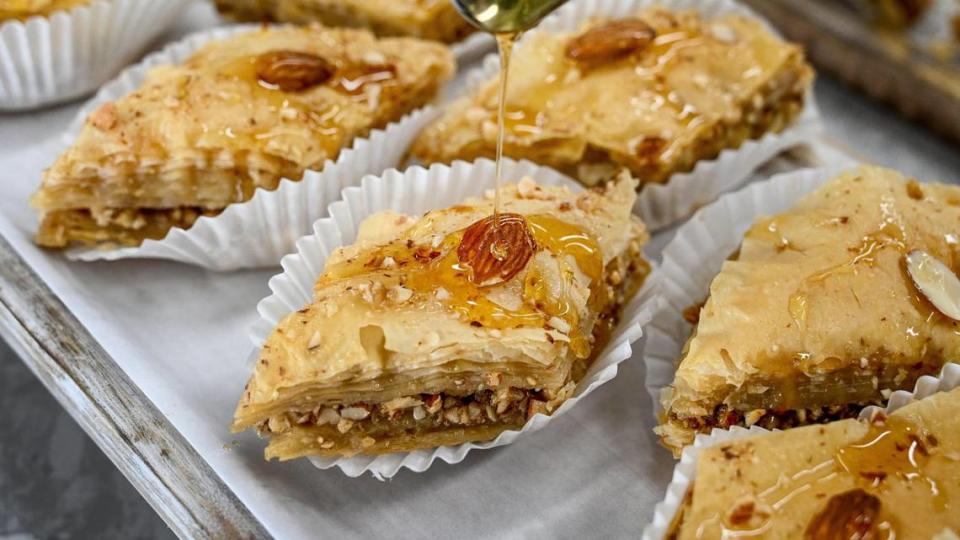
[450,0,569,270]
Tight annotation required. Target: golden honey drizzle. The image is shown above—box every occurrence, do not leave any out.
[696,413,948,539]
[490,32,520,260]
[319,214,603,356]
[209,52,397,153]
[486,22,721,151]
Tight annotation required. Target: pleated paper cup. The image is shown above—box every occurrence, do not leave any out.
[641,362,960,540]
[249,157,662,479]
[642,164,854,415]
[59,25,444,271]
[0,0,191,111]
[448,0,822,231]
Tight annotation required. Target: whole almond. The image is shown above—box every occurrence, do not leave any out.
[255,50,334,92]
[804,489,880,540]
[566,18,656,66]
[457,213,537,287]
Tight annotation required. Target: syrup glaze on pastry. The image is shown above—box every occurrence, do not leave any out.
[31,25,454,248]
[657,166,960,455]
[411,7,813,187]
[232,173,650,459]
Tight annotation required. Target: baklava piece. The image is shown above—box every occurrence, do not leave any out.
[411,7,813,187]
[232,173,650,459]
[657,166,960,454]
[213,0,475,44]
[0,0,90,21]
[31,25,454,249]
[673,387,960,539]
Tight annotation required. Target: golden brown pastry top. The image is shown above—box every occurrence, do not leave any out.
[32,24,454,211]
[233,174,647,429]
[411,7,809,183]
[677,387,960,539]
[0,0,89,21]
[665,166,960,419]
[215,0,473,43]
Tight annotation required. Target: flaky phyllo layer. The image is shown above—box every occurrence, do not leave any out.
[31,24,454,248]
[411,7,812,187]
[232,173,650,459]
[657,167,960,455]
[213,0,475,44]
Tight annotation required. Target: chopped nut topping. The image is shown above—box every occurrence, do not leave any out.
[307,331,323,350]
[424,394,443,414]
[726,494,770,528]
[361,436,376,448]
[389,284,413,303]
[336,418,355,433]
[340,406,371,421]
[316,407,340,425]
[412,405,427,421]
[710,23,738,44]
[517,176,539,198]
[90,102,119,130]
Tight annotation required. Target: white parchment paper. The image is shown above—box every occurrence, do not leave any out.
[0,2,855,538]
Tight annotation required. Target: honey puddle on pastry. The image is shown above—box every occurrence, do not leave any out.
[657,166,960,455]
[232,173,650,459]
[31,24,454,249]
[671,387,960,539]
[411,7,813,187]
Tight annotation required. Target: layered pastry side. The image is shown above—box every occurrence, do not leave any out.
[30,25,454,249]
[410,7,813,187]
[670,387,960,539]
[0,0,90,21]
[657,166,960,455]
[232,174,650,459]
[213,0,475,44]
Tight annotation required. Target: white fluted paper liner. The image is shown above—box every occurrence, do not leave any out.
[0,0,191,111]
[643,164,857,414]
[250,157,662,478]
[452,0,822,231]
[641,362,960,540]
[59,25,444,270]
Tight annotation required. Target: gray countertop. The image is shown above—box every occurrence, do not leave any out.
[1,40,959,540]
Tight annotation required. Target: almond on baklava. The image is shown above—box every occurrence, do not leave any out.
[410,7,813,187]
[672,387,960,539]
[213,0,475,44]
[31,25,454,249]
[232,173,650,459]
[657,166,960,455]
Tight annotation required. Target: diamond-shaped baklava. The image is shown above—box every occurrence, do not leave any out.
[213,0,475,44]
[673,387,960,539]
[232,173,650,459]
[31,25,454,249]
[411,7,813,187]
[0,0,90,21]
[657,166,960,454]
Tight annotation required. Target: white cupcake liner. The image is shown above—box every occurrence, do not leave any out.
[250,157,662,478]
[59,24,445,271]
[0,0,191,111]
[451,0,822,231]
[642,163,857,414]
[641,362,960,540]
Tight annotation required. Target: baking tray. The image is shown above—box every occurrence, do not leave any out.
[742,0,960,145]
[0,4,859,539]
